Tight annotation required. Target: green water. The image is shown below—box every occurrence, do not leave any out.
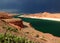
[18,17,60,37]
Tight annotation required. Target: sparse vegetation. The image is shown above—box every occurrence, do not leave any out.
[7,26,18,32]
[1,25,34,43]
[0,33,34,43]
[1,21,34,43]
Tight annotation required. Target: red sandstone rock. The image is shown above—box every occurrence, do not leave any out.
[3,18,24,30]
[10,20,24,28]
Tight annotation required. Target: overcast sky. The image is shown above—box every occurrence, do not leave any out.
[0,0,60,13]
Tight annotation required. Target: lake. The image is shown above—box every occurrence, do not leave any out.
[18,17,60,37]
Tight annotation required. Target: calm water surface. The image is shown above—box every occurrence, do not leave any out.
[19,17,60,37]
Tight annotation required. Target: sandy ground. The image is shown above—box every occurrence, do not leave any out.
[0,19,60,43]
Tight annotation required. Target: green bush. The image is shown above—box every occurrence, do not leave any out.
[2,25,34,43]
[0,33,34,43]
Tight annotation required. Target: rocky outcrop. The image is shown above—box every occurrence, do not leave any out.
[0,12,24,30]
[3,18,24,30]
[10,20,24,28]
[0,12,24,28]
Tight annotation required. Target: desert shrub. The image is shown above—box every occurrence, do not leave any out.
[2,24,34,43]
[0,33,34,43]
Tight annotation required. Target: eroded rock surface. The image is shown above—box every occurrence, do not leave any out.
[3,18,24,30]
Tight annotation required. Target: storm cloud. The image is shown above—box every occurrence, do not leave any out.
[0,0,60,13]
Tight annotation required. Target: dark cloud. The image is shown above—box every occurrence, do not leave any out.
[0,0,60,13]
